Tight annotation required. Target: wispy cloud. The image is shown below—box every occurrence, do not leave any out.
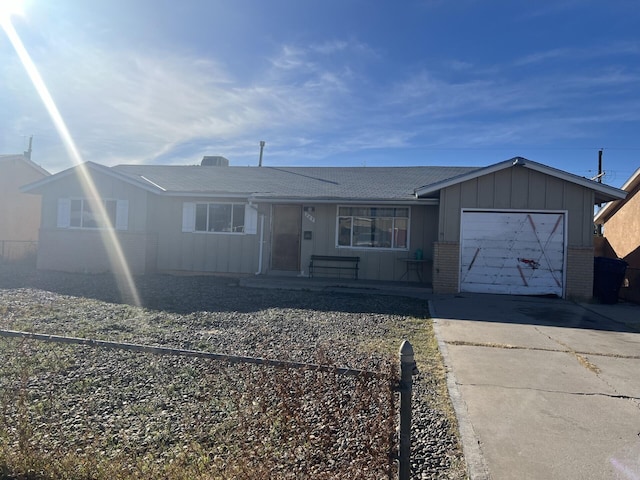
[4,16,639,174]
[5,37,362,169]
[514,42,640,66]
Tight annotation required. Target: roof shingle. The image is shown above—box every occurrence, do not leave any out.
[112,165,477,200]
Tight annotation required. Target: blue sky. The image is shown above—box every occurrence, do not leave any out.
[1,0,639,186]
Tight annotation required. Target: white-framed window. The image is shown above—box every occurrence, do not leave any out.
[182,202,258,234]
[336,206,409,250]
[57,198,128,230]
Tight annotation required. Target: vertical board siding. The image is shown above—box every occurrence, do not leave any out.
[511,169,529,209]
[156,197,258,274]
[299,204,436,282]
[477,175,495,208]
[493,169,512,209]
[528,172,547,210]
[441,168,594,248]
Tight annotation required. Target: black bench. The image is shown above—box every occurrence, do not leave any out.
[309,255,360,279]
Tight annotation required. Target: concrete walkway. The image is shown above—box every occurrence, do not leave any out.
[239,274,433,300]
[431,294,640,480]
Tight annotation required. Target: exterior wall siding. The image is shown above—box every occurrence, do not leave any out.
[600,184,640,304]
[439,167,594,247]
[291,203,438,282]
[36,229,150,274]
[0,157,47,261]
[36,169,153,273]
[436,166,597,296]
[602,186,640,262]
[153,196,262,274]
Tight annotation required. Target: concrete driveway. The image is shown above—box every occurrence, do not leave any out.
[431,294,640,480]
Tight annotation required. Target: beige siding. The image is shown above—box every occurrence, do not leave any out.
[602,186,640,263]
[36,169,153,273]
[439,167,594,247]
[434,166,598,296]
[39,170,150,232]
[36,229,150,274]
[494,169,512,209]
[295,203,438,282]
[0,157,47,260]
[439,184,461,242]
[153,196,260,274]
[528,172,547,209]
[477,175,495,209]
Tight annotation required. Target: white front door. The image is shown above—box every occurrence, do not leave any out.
[460,211,566,297]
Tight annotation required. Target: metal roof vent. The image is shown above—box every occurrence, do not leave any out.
[201,155,229,167]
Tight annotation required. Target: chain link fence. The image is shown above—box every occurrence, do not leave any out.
[0,240,37,266]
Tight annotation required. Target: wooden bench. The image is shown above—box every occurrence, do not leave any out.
[309,255,360,279]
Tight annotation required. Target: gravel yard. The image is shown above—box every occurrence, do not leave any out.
[0,266,466,479]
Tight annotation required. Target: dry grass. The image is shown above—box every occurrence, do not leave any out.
[0,267,467,479]
[0,337,396,480]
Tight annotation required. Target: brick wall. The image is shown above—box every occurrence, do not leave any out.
[566,246,594,301]
[433,242,459,294]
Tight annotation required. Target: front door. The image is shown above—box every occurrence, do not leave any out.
[271,205,301,271]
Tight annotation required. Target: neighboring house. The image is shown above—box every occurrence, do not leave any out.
[0,153,50,262]
[22,156,625,300]
[594,167,640,303]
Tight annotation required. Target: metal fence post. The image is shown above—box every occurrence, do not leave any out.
[398,340,418,480]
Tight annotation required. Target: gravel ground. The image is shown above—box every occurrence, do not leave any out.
[0,265,466,479]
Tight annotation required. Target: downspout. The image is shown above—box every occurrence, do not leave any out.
[255,213,265,275]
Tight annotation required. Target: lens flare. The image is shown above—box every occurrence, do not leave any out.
[0,0,23,24]
[1,16,141,306]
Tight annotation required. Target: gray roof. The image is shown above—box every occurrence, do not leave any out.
[112,165,478,201]
[22,157,626,205]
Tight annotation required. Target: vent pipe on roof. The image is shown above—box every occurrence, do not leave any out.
[24,135,33,160]
[259,141,265,167]
[201,156,229,167]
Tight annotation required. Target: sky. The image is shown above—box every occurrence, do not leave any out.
[1,0,639,187]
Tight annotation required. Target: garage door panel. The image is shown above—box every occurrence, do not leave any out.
[460,211,565,297]
[463,241,543,253]
[463,283,560,296]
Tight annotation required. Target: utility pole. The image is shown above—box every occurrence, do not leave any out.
[596,149,603,236]
[598,148,603,184]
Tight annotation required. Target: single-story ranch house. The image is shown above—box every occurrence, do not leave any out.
[22,156,626,300]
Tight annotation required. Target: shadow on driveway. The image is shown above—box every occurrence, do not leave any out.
[431,293,640,333]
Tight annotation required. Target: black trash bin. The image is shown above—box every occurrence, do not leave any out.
[593,256,628,304]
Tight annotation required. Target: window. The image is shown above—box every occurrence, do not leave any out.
[337,206,409,250]
[183,202,256,234]
[57,198,128,230]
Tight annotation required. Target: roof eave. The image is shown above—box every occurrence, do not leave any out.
[415,157,627,204]
[21,161,162,194]
[248,196,439,205]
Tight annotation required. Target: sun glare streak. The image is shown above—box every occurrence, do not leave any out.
[1,17,142,307]
[0,0,23,24]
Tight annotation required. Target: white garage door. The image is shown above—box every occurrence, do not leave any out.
[460,211,565,297]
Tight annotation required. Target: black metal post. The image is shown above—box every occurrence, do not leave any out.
[398,340,418,480]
